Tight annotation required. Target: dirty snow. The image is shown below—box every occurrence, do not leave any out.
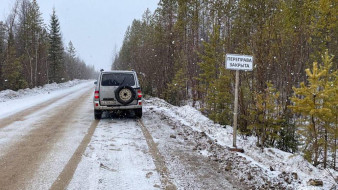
[144,97,338,190]
[1,81,337,189]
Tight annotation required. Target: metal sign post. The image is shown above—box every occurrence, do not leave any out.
[225,54,253,150]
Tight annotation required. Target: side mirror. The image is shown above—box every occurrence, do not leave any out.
[94,81,97,85]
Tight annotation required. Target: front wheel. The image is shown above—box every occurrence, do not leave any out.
[135,108,142,118]
[94,110,102,120]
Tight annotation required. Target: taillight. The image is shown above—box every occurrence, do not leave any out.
[94,91,99,99]
[137,90,142,98]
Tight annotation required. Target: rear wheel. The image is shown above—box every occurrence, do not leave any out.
[94,110,102,120]
[135,108,142,118]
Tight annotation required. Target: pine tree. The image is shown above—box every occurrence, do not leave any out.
[2,29,27,90]
[310,0,337,66]
[276,116,299,153]
[212,67,232,125]
[196,25,232,124]
[110,0,336,161]
[197,25,222,113]
[248,82,284,148]
[164,67,187,105]
[16,0,44,87]
[29,0,44,86]
[289,51,336,167]
[66,41,76,80]
[2,3,27,91]
[48,8,64,83]
[67,41,76,59]
[328,66,338,169]
[319,51,337,168]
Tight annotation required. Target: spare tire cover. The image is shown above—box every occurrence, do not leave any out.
[115,86,136,105]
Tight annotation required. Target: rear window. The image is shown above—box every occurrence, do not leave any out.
[101,73,135,86]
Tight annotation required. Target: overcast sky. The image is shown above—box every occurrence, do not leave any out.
[0,0,159,71]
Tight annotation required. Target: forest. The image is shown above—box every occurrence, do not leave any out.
[112,0,337,169]
[0,0,97,91]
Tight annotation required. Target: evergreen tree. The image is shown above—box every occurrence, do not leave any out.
[289,51,336,167]
[211,67,232,125]
[67,41,76,59]
[0,1,95,89]
[29,0,44,86]
[48,8,65,83]
[110,0,338,167]
[197,25,221,112]
[248,82,284,148]
[319,51,337,168]
[66,41,76,80]
[310,0,337,67]
[2,28,27,90]
[197,25,232,124]
[16,0,44,87]
[164,67,187,105]
[276,117,299,153]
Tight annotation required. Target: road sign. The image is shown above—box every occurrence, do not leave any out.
[225,53,253,149]
[226,54,253,71]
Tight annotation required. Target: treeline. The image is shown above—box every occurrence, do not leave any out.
[0,0,97,91]
[113,0,337,169]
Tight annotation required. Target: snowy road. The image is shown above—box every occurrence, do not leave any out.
[0,82,96,189]
[0,81,239,190]
[67,118,164,190]
[0,81,166,190]
[2,80,332,189]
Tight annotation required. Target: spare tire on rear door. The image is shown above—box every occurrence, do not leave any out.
[115,86,136,105]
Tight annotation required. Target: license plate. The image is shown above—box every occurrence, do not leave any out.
[101,101,115,105]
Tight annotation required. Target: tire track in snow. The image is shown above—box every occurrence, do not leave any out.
[0,88,93,190]
[0,86,89,129]
[67,118,162,190]
[50,119,99,190]
[138,119,177,190]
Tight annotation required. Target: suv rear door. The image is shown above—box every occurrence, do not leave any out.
[99,72,136,105]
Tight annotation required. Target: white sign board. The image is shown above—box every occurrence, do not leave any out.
[226,54,253,71]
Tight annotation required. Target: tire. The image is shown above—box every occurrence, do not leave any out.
[94,110,102,120]
[135,108,142,118]
[115,86,136,105]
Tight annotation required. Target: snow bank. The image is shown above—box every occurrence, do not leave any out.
[144,97,337,190]
[0,80,93,119]
[0,79,87,102]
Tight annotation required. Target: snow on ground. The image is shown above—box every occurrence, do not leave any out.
[0,80,92,119]
[1,82,336,189]
[26,87,95,190]
[68,117,162,190]
[144,97,338,190]
[0,79,87,102]
[0,80,96,189]
[143,105,241,189]
[0,82,93,155]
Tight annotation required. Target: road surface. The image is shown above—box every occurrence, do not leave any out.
[0,81,239,190]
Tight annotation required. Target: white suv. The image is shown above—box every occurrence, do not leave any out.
[93,70,142,119]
